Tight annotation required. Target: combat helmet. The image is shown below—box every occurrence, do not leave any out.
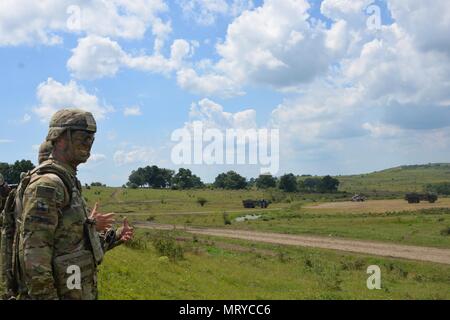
[46,109,97,142]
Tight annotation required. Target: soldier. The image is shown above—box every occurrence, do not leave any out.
[38,140,53,164]
[14,109,133,300]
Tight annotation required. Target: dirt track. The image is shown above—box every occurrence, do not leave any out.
[120,207,283,216]
[137,223,450,265]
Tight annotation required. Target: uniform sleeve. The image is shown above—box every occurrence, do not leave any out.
[20,176,66,300]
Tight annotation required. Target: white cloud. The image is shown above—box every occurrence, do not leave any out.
[387,0,450,55]
[124,106,143,116]
[178,0,254,26]
[176,0,338,96]
[68,35,194,80]
[114,146,155,165]
[0,139,13,144]
[34,78,113,121]
[266,0,450,175]
[0,0,170,46]
[176,68,243,98]
[188,98,257,130]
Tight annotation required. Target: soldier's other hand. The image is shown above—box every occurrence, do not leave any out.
[90,202,116,232]
[119,217,134,242]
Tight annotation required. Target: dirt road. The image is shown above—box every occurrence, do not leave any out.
[137,223,450,265]
[120,207,283,216]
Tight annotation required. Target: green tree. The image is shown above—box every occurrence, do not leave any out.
[128,168,146,187]
[279,173,298,192]
[172,168,204,189]
[303,177,322,192]
[255,174,277,189]
[214,171,247,190]
[319,175,340,193]
[0,160,35,184]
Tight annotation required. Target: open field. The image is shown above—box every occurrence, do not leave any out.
[335,163,450,193]
[83,188,450,249]
[138,223,450,264]
[97,229,450,300]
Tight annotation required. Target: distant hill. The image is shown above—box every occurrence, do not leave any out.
[335,163,450,193]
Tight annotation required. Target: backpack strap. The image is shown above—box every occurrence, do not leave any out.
[35,165,75,206]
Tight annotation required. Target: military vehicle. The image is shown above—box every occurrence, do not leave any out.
[405,192,438,203]
[352,194,366,202]
[242,199,270,209]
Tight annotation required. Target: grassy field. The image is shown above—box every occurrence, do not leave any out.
[334,163,450,193]
[83,187,450,249]
[97,229,450,300]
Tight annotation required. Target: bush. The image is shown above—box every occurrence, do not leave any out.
[197,197,208,207]
[125,235,148,250]
[223,212,232,225]
[151,233,184,261]
[440,227,450,236]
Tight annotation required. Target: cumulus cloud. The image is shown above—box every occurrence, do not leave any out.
[188,98,257,130]
[0,0,170,46]
[265,0,450,174]
[68,35,194,80]
[178,0,254,26]
[34,78,114,121]
[176,0,342,95]
[114,146,155,165]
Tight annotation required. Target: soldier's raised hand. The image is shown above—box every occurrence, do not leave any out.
[119,217,134,242]
[90,202,115,232]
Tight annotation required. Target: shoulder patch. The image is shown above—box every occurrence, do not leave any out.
[36,185,56,199]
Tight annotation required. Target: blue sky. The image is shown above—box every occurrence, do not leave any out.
[1,0,450,186]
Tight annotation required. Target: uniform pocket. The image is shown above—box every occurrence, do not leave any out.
[53,250,95,299]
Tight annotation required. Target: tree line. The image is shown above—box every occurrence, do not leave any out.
[0,160,35,184]
[126,165,340,193]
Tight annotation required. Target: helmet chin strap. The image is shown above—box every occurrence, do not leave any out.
[67,128,76,164]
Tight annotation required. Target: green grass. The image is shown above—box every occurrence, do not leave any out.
[334,163,450,193]
[83,187,450,249]
[97,229,450,300]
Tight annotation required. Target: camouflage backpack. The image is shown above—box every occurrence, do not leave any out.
[0,163,74,299]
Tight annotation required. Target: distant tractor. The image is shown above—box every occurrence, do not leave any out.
[242,199,271,209]
[405,193,438,204]
[352,194,366,202]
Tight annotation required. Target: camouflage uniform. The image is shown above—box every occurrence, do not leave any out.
[16,110,122,300]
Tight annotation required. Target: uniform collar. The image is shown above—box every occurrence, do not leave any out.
[46,157,77,177]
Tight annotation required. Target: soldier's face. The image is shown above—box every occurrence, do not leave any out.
[70,130,95,163]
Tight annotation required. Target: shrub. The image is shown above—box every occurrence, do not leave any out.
[152,233,184,261]
[440,227,450,236]
[125,236,148,250]
[197,197,208,207]
[223,212,232,225]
